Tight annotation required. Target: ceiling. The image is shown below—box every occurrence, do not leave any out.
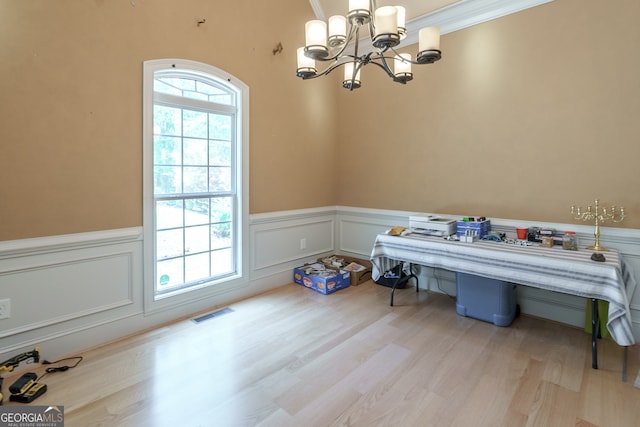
[308,0,555,39]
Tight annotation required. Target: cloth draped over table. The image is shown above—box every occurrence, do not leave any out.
[370,233,636,346]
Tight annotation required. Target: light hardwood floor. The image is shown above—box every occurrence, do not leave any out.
[3,281,640,427]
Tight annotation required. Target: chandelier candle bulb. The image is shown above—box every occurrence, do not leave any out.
[375,6,398,34]
[305,20,328,59]
[394,53,412,81]
[396,6,407,39]
[349,0,369,12]
[419,27,440,50]
[348,0,371,22]
[373,6,399,47]
[328,15,347,47]
[343,62,361,90]
[296,47,317,77]
[418,27,441,63]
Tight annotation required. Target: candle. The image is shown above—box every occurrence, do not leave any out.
[375,6,398,37]
[419,27,441,52]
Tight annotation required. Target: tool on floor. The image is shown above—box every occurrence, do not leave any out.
[0,347,41,405]
[8,372,47,403]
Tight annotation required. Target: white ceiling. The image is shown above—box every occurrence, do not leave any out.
[308,0,556,38]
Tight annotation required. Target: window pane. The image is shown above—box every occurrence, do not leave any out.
[209,166,231,192]
[154,136,181,165]
[156,200,184,230]
[157,258,184,289]
[211,222,231,250]
[197,81,233,105]
[157,77,195,93]
[154,166,182,195]
[154,105,182,136]
[183,166,208,193]
[157,228,184,260]
[185,199,210,226]
[210,93,232,105]
[185,253,210,283]
[183,109,208,138]
[197,81,224,96]
[209,114,231,141]
[154,79,182,96]
[185,225,210,255]
[209,140,230,166]
[195,80,217,94]
[211,248,233,276]
[183,138,208,166]
[211,197,232,223]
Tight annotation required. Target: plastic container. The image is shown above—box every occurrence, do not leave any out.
[455,272,518,327]
[562,231,578,251]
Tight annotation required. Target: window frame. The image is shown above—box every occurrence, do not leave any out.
[142,59,249,314]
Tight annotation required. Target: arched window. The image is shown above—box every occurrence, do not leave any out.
[143,59,248,304]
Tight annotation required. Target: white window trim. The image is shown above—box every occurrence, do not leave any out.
[142,59,250,315]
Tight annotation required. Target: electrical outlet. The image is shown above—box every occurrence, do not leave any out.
[300,238,307,250]
[0,298,10,320]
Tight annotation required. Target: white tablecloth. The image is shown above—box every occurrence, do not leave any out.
[370,233,636,346]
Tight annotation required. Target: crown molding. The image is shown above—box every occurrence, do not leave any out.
[309,0,326,21]
[404,0,555,44]
[309,0,555,49]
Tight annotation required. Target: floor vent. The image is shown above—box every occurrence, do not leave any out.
[191,307,234,324]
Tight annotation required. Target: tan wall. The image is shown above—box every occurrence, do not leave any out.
[1,0,639,241]
[0,0,337,240]
[334,0,640,228]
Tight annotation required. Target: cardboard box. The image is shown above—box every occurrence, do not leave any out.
[456,219,491,238]
[293,263,350,294]
[317,255,373,286]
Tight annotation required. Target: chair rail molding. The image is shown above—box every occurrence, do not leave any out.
[1,202,638,361]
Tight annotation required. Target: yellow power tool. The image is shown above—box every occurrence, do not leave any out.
[0,347,41,405]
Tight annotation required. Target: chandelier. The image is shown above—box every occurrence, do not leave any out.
[296,0,442,90]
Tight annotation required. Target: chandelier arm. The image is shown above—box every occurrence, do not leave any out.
[353,25,361,60]
[386,46,440,65]
[302,56,361,80]
[367,56,398,80]
[377,53,416,65]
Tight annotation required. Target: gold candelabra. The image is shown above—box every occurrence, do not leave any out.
[570,199,625,251]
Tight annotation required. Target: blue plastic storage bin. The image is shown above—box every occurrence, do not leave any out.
[455,272,518,327]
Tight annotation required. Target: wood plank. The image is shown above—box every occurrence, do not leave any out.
[2,281,639,427]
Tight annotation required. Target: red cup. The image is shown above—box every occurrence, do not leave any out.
[516,227,528,240]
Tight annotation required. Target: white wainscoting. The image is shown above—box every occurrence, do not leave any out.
[1,206,639,362]
[0,228,144,358]
[249,207,338,291]
[0,209,340,361]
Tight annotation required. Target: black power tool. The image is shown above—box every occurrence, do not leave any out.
[0,347,43,405]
